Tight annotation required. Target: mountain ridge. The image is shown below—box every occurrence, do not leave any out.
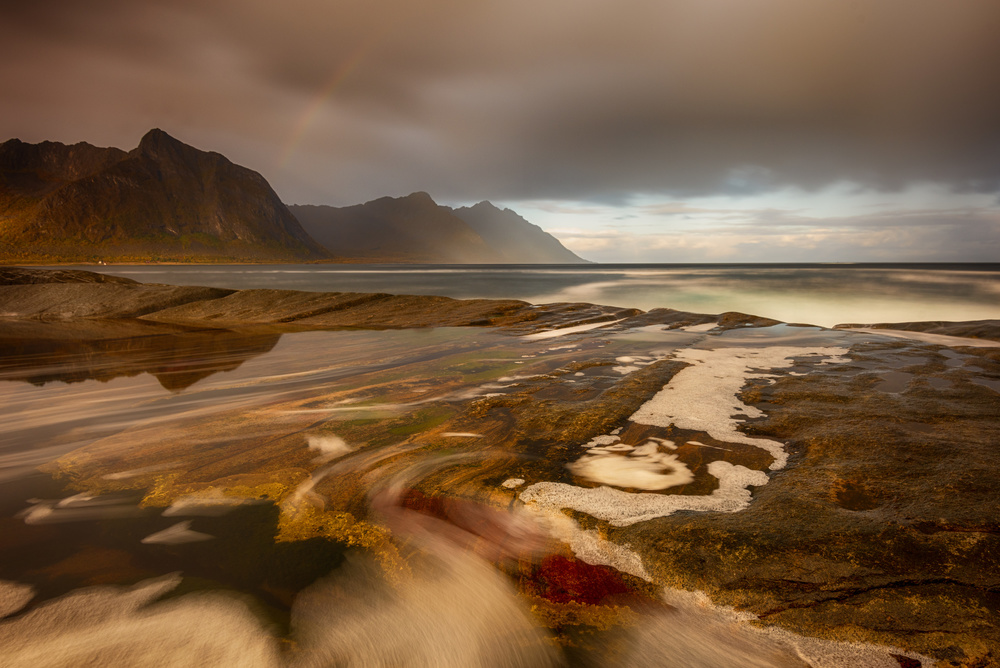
[449,201,585,264]
[0,129,329,263]
[290,193,587,264]
[1,130,587,264]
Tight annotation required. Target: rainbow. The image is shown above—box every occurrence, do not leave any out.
[277,33,384,169]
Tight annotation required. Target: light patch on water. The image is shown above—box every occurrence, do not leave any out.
[280,404,407,417]
[686,440,729,451]
[842,327,1000,348]
[522,460,769,526]
[679,322,719,332]
[290,550,560,667]
[18,494,143,525]
[501,478,525,489]
[0,582,33,620]
[972,377,1000,393]
[0,575,280,667]
[568,440,694,491]
[583,434,621,448]
[613,365,642,375]
[163,489,260,517]
[521,318,625,340]
[307,434,353,463]
[590,443,636,453]
[658,588,934,668]
[630,346,849,470]
[441,432,484,438]
[141,521,214,545]
[102,462,179,480]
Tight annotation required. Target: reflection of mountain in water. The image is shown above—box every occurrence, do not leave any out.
[0,322,282,391]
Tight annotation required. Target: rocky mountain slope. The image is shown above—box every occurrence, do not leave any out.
[449,201,584,264]
[290,193,587,264]
[0,130,329,263]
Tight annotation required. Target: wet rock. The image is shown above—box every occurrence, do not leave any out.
[836,319,1000,343]
[613,340,1000,665]
[0,267,138,286]
[0,283,234,320]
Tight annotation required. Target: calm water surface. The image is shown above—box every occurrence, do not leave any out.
[51,263,1000,328]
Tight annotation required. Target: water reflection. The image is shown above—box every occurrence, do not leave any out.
[0,322,282,391]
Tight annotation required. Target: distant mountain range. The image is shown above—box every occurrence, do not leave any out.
[290,194,585,264]
[0,130,586,264]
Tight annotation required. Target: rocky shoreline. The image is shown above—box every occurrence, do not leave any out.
[1,266,998,666]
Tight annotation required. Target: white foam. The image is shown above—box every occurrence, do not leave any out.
[501,478,525,489]
[630,346,849,470]
[521,460,768,526]
[567,443,693,491]
[528,506,651,581]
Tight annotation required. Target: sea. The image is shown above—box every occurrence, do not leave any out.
[50,262,1000,328]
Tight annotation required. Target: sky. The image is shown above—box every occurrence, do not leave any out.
[2,0,999,262]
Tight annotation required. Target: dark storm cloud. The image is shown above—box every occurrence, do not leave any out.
[2,0,1000,204]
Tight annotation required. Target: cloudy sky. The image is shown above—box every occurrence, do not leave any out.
[2,0,999,262]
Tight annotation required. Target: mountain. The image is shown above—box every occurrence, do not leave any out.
[290,192,499,263]
[448,201,585,264]
[0,129,329,263]
[290,193,587,264]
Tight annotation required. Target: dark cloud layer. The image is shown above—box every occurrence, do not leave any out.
[2,0,1000,204]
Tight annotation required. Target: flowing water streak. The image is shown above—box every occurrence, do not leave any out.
[0,321,956,665]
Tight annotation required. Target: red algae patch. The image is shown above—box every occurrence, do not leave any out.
[521,554,634,606]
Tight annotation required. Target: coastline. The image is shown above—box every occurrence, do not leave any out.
[1,266,998,665]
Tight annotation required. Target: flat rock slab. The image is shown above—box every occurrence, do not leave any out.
[139,288,537,328]
[837,319,1000,342]
[0,267,139,286]
[0,283,234,320]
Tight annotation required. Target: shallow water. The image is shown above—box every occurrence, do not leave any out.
[46,263,1000,328]
[0,321,949,665]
